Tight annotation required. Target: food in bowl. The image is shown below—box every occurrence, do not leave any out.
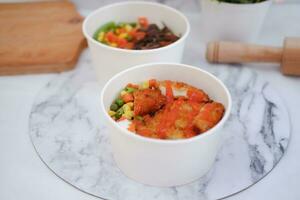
[108,79,225,139]
[101,63,231,186]
[83,2,190,86]
[93,17,180,50]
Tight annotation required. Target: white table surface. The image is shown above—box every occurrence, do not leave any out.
[1,2,300,200]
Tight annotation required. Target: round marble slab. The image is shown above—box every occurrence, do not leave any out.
[29,50,290,200]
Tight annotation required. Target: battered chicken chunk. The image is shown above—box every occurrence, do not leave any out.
[109,79,226,140]
[193,102,225,133]
[135,98,205,139]
[133,88,166,116]
[159,81,210,103]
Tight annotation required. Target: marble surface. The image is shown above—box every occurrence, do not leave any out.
[29,49,290,200]
[1,2,300,200]
[28,9,291,198]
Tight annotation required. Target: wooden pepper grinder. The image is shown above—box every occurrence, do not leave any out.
[206,37,300,76]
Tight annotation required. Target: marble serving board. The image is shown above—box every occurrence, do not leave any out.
[28,50,290,200]
[28,14,290,200]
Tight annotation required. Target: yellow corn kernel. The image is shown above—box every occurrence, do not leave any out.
[110,43,117,47]
[120,90,128,96]
[125,24,133,32]
[122,104,131,113]
[122,110,134,120]
[119,33,128,39]
[97,32,105,42]
[108,110,116,116]
[140,81,149,89]
[126,102,134,109]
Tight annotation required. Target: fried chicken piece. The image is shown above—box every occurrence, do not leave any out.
[159,80,210,103]
[193,102,225,133]
[133,88,166,116]
[186,87,210,103]
[135,99,205,139]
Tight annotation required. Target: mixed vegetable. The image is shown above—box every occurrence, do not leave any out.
[108,79,225,140]
[93,17,180,50]
[108,82,139,121]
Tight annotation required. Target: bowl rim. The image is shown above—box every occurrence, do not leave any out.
[82,1,190,54]
[100,62,232,145]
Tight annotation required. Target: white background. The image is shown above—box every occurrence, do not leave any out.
[0,1,300,200]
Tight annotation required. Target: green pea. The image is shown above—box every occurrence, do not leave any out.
[115,98,124,107]
[93,22,116,40]
[125,87,136,93]
[115,108,124,119]
[110,103,119,111]
[114,113,121,119]
[130,22,137,27]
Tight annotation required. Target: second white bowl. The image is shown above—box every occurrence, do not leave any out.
[200,0,271,42]
[83,1,190,86]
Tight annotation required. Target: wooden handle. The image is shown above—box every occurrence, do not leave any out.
[206,41,283,64]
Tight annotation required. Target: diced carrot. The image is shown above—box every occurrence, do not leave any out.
[138,17,149,28]
[165,80,174,103]
[149,79,158,88]
[117,38,128,48]
[134,105,142,116]
[106,31,118,43]
[187,88,207,103]
[115,28,120,34]
[126,83,139,89]
[143,114,152,123]
[128,122,136,132]
[184,130,197,138]
[134,31,146,41]
[137,128,152,137]
[119,28,126,34]
[122,93,134,103]
[129,28,137,36]
[125,42,134,49]
[157,128,167,139]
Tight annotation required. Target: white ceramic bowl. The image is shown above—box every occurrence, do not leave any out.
[200,0,271,42]
[83,2,190,86]
[100,63,232,187]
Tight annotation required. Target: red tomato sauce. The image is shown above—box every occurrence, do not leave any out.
[109,79,225,140]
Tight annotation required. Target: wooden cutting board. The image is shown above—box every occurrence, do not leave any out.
[0,1,86,75]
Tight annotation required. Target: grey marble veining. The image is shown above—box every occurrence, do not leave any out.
[28,14,290,200]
